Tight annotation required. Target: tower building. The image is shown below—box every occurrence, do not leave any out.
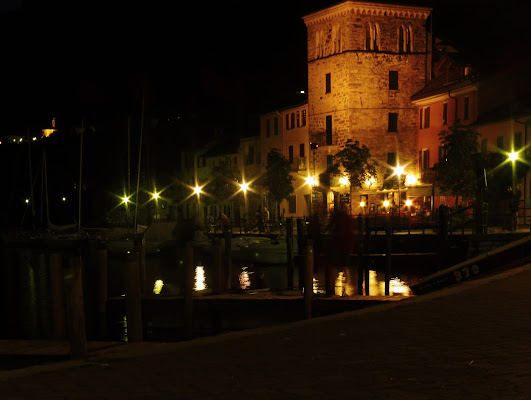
[303,1,432,214]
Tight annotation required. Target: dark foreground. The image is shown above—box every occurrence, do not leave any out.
[1,264,531,399]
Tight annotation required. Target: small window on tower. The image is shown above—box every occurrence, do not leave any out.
[325,73,331,93]
[388,113,398,132]
[389,71,398,90]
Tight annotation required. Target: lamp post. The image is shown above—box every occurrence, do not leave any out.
[393,164,405,221]
[152,191,160,221]
[509,151,519,231]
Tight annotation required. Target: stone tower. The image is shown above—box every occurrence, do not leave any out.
[303,1,432,210]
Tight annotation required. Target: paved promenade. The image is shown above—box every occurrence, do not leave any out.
[2,264,531,399]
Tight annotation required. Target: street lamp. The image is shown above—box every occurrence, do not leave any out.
[152,191,160,220]
[509,150,520,231]
[306,175,317,218]
[393,163,405,219]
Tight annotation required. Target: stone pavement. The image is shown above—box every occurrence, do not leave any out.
[2,264,531,399]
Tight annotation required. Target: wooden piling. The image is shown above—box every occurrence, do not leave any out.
[97,246,108,338]
[304,239,314,319]
[212,238,223,294]
[224,226,232,290]
[184,242,194,339]
[64,254,87,359]
[385,223,392,296]
[123,252,143,343]
[49,252,66,339]
[286,217,294,290]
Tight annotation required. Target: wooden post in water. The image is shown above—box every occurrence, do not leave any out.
[123,252,143,342]
[385,222,392,296]
[286,217,294,290]
[184,242,194,339]
[49,252,66,339]
[223,225,232,290]
[97,246,108,338]
[64,253,87,359]
[304,239,314,319]
[297,218,306,289]
[364,216,371,296]
[134,234,146,293]
[212,238,223,294]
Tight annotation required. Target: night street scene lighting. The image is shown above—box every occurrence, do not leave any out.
[0,2,531,398]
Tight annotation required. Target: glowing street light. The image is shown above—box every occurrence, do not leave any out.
[193,185,202,196]
[122,196,130,204]
[393,163,406,218]
[405,199,412,207]
[383,200,390,208]
[508,150,520,231]
[152,191,160,200]
[240,182,249,193]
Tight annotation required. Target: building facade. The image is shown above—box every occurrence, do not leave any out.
[303,1,432,215]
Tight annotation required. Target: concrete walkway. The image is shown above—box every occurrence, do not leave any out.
[2,264,531,399]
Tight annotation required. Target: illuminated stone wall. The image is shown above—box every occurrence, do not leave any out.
[304,2,431,190]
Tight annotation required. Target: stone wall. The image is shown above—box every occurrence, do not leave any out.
[305,3,430,188]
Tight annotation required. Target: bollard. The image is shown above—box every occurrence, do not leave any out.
[97,247,108,338]
[184,242,194,339]
[123,252,143,343]
[212,238,223,294]
[286,217,294,290]
[385,223,392,296]
[304,239,314,319]
[64,254,87,359]
[223,225,232,290]
[49,252,66,339]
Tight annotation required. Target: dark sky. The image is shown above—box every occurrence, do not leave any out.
[0,0,529,136]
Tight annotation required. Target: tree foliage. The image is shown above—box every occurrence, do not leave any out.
[433,121,480,203]
[204,161,241,207]
[328,139,378,188]
[261,148,294,216]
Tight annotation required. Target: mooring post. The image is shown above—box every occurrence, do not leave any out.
[64,253,87,359]
[385,222,392,296]
[184,242,194,339]
[286,217,294,290]
[97,245,108,338]
[134,234,146,293]
[212,237,223,294]
[123,252,143,343]
[49,252,66,339]
[223,225,232,290]
[304,239,314,319]
[297,218,306,289]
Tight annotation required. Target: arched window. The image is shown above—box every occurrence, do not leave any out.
[398,25,412,53]
[366,23,380,51]
[406,25,413,52]
[398,25,405,53]
[332,25,341,53]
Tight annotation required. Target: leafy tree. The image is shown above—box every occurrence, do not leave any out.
[432,121,480,206]
[261,148,294,220]
[327,139,377,213]
[204,161,242,210]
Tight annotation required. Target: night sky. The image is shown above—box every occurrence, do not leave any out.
[0,0,529,134]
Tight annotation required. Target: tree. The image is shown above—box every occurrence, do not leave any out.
[261,148,294,220]
[204,161,242,213]
[433,121,480,206]
[327,139,377,214]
